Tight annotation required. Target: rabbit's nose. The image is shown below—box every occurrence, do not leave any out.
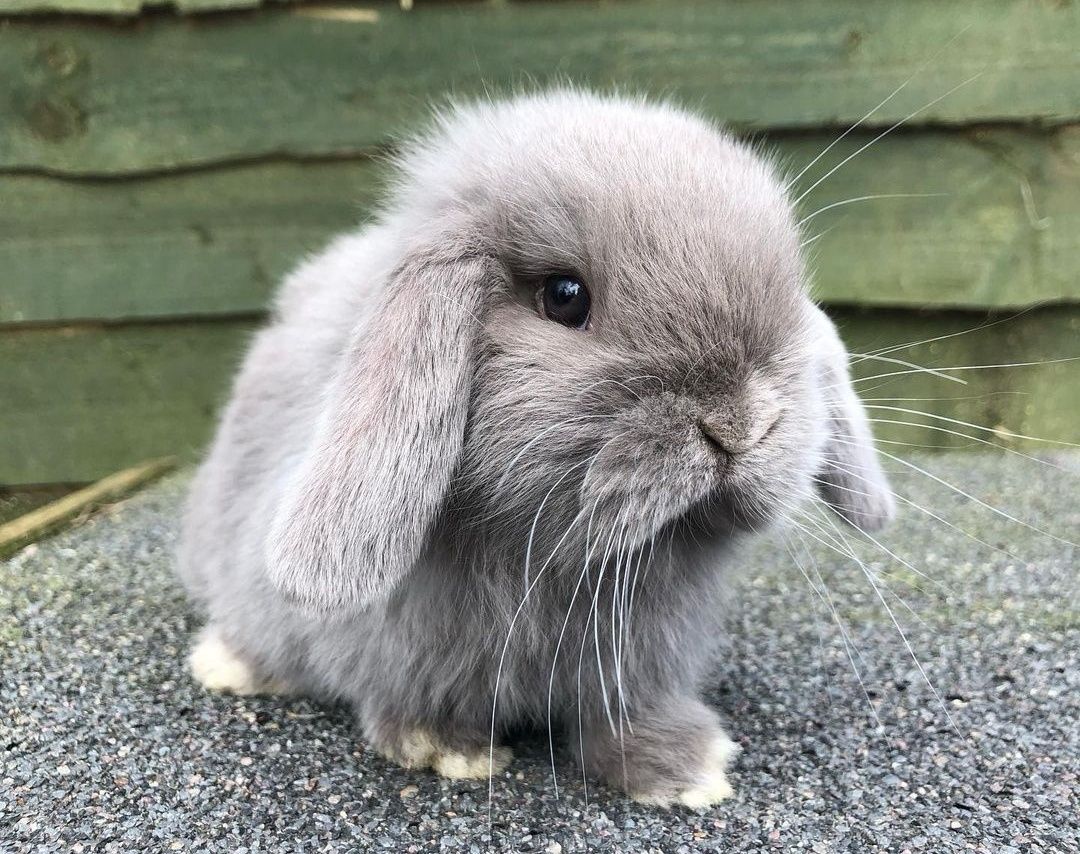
[699,408,780,456]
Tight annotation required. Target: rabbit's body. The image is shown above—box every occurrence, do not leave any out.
[180,229,735,797]
[178,91,893,805]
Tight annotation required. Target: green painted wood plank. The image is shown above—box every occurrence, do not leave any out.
[786,125,1080,310]
[0,321,256,485]
[1,308,1077,486]
[3,0,1080,175]
[834,306,1080,456]
[0,159,386,323]
[2,126,1077,325]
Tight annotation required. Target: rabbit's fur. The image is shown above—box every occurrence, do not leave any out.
[177,90,893,806]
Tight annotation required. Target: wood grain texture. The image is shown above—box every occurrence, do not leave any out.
[0,457,174,557]
[2,126,1077,325]
[0,309,1076,485]
[3,0,1079,174]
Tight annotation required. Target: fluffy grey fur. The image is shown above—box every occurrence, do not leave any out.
[177,90,894,804]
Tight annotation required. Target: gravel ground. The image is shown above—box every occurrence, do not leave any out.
[2,453,1077,853]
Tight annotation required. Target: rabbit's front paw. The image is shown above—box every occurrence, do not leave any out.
[630,731,737,808]
[580,698,739,808]
[188,626,290,696]
[373,727,513,780]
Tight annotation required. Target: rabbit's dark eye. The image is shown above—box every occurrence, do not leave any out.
[541,275,590,329]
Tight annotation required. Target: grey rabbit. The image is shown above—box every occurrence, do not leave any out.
[177,89,894,806]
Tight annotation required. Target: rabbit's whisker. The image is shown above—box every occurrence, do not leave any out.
[523,456,595,589]
[547,496,602,800]
[575,520,624,792]
[618,531,643,738]
[611,528,629,789]
[783,532,882,727]
[852,416,1070,467]
[832,356,1080,392]
[858,392,1029,404]
[569,374,648,402]
[574,507,622,805]
[785,26,973,189]
[831,412,1065,463]
[625,532,651,648]
[795,499,947,606]
[591,524,623,739]
[608,479,644,750]
[854,436,971,450]
[808,470,965,589]
[784,533,841,707]
[494,415,608,497]
[577,430,636,501]
[792,73,982,208]
[824,369,966,391]
[847,352,965,385]
[807,473,877,500]
[797,193,946,228]
[804,499,960,733]
[781,503,886,625]
[797,514,936,633]
[487,498,588,815]
[619,526,637,722]
[576,559,595,806]
[864,405,1080,451]
[575,519,621,805]
[816,448,1026,575]
[787,74,906,186]
[575,376,659,405]
[809,432,1072,604]
[785,510,898,654]
[853,307,1039,362]
[888,488,1029,565]
[876,449,1078,549]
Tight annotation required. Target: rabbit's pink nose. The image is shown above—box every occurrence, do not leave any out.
[700,408,780,456]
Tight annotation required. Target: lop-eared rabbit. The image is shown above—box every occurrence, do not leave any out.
[178,91,892,806]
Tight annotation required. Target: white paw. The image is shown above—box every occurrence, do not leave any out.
[378,728,513,780]
[673,766,734,809]
[632,731,739,808]
[188,627,288,696]
[433,746,512,780]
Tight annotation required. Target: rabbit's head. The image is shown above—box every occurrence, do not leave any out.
[269,91,894,612]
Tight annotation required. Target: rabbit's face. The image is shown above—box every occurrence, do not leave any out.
[430,95,831,559]
[268,91,891,613]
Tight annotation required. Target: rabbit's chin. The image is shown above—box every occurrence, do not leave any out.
[582,478,795,560]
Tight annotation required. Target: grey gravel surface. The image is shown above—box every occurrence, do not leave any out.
[2,454,1078,853]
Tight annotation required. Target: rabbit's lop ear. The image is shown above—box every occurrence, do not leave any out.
[268,236,492,612]
[809,304,896,532]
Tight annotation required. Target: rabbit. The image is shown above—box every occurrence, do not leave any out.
[176,89,894,807]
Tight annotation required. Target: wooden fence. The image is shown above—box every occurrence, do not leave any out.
[2,0,1078,484]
